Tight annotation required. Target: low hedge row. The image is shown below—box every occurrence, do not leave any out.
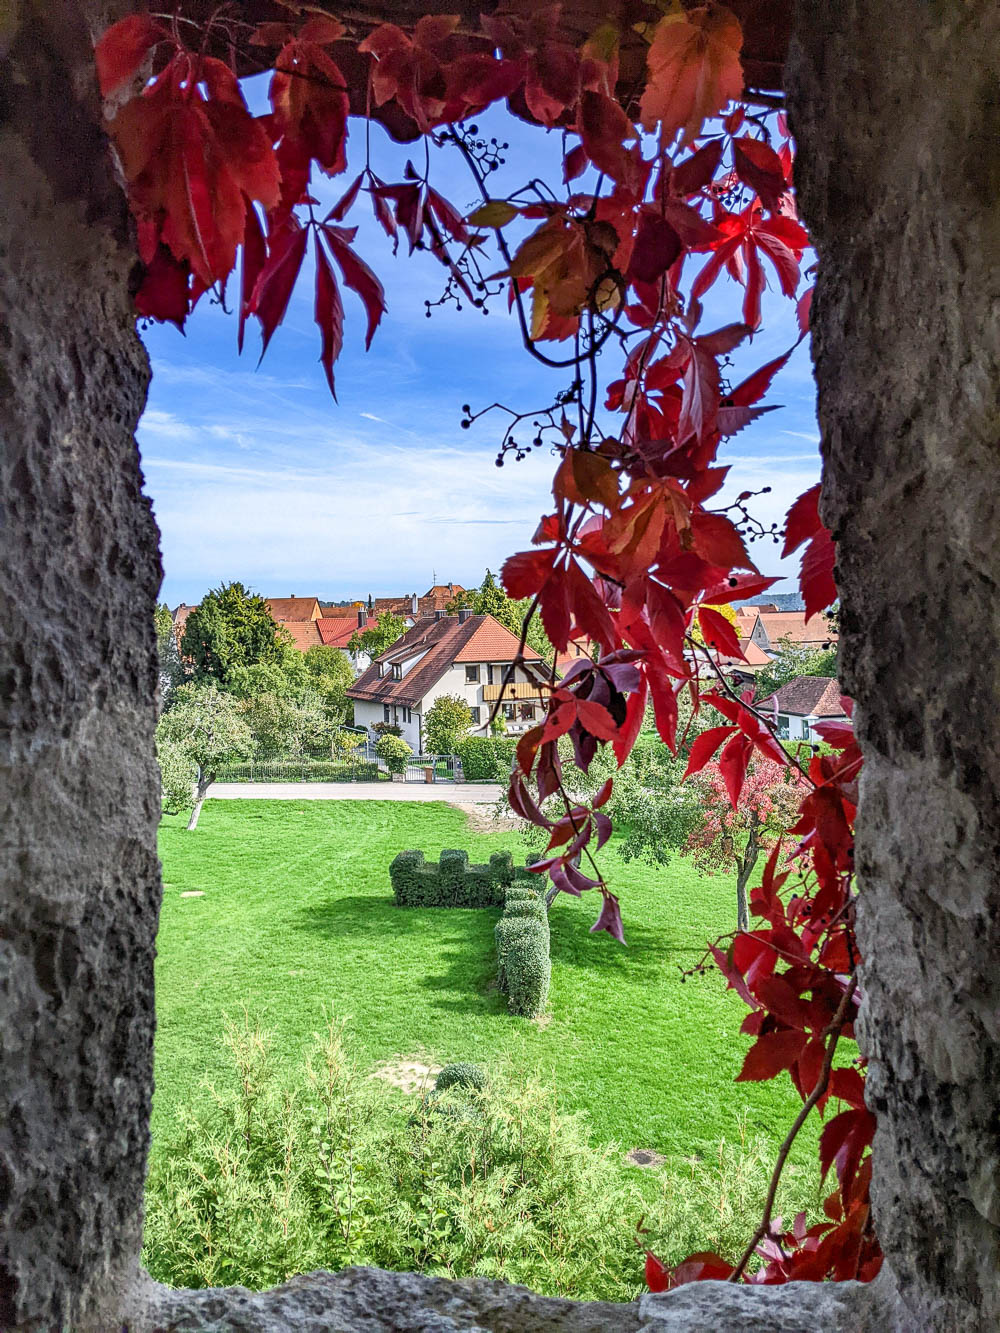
[213,759,382,782]
[495,882,550,1019]
[389,849,538,908]
[453,736,518,782]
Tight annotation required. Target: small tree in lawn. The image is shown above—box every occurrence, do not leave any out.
[424,694,473,755]
[155,682,253,830]
[154,602,185,707]
[685,758,804,932]
[347,611,406,662]
[156,735,196,816]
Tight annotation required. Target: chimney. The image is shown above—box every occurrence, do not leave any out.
[357,609,366,627]
[458,608,472,623]
[411,593,419,615]
[434,609,445,621]
[448,582,454,595]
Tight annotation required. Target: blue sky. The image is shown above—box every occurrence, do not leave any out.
[138,94,820,611]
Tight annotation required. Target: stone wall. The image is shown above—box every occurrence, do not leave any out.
[0,1,161,1324]
[788,3,1000,1326]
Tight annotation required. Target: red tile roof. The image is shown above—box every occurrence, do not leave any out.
[348,614,537,707]
[719,638,772,668]
[760,676,845,717]
[758,611,837,646]
[280,618,323,651]
[266,596,321,622]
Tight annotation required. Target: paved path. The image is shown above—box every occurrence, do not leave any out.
[207,781,504,806]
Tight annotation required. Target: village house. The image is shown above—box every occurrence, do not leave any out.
[347,610,546,752]
[741,604,838,654]
[759,675,847,740]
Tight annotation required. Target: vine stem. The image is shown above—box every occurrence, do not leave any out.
[727,972,859,1283]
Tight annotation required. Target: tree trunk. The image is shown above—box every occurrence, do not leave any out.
[734,826,759,934]
[187,770,213,830]
[0,2,162,1326]
[788,4,1000,1325]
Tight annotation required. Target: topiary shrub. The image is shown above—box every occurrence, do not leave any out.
[390,849,522,908]
[375,732,412,774]
[435,1062,488,1093]
[503,919,551,1018]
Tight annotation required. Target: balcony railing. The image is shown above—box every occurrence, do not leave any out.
[482,680,546,702]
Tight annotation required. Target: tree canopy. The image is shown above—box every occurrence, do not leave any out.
[180,583,284,685]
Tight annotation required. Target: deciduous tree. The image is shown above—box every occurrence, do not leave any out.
[424,693,473,755]
[155,682,253,829]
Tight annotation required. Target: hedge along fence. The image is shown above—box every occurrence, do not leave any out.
[452,736,517,783]
[390,851,550,1018]
[213,757,382,783]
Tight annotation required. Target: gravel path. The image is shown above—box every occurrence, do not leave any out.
[206,781,505,806]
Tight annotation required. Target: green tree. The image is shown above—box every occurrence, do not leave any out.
[302,644,354,724]
[180,583,284,686]
[424,694,473,755]
[474,569,507,621]
[375,732,412,774]
[156,682,253,829]
[155,602,185,706]
[156,735,196,815]
[348,611,406,662]
[755,636,839,700]
[238,690,333,758]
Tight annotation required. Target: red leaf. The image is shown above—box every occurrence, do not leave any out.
[732,136,787,210]
[238,202,266,353]
[689,511,750,569]
[820,1107,875,1194]
[613,677,648,766]
[683,725,735,779]
[698,605,744,657]
[678,343,720,444]
[326,171,364,222]
[718,730,752,807]
[576,699,619,741]
[671,139,724,195]
[639,8,744,142]
[700,572,780,605]
[782,483,823,556]
[668,1251,735,1285]
[579,90,635,186]
[729,347,795,408]
[502,548,557,600]
[95,15,164,97]
[135,246,189,330]
[628,212,682,286]
[645,1251,669,1293]
[829,1066,867,1109]
[314,235,344,398]
[737,1028,808,1082]
[322,224,386,350]
[563,143,589,182]
[797,285,813,336]
[800,528,837,619]
[250,221,307,358]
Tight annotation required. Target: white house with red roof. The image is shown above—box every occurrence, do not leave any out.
[347,610,547,752]
[759,676,848,741]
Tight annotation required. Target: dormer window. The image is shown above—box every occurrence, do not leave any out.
[376,662,384,678]
[392,663,402,680]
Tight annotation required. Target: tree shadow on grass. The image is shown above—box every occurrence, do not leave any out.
[293,895,505,1017]
[547,909,710,976]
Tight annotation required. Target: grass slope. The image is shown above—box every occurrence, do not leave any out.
[155,799,819,1181]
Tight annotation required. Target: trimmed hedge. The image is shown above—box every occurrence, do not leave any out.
[495,900,550,1019]
[389,849,538,908]
[213,759,381,783]
[453,736,517,782]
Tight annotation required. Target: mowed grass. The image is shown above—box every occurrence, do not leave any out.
[154,799,819,1176]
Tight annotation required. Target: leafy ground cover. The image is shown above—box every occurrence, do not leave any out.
[154,800,820,1179]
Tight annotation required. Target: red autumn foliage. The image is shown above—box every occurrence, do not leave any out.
[94,1,873,1291]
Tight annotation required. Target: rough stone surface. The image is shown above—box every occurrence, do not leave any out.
[136,1265,894,1332]
[788,3,1000,1328]
[0,1,161,1325]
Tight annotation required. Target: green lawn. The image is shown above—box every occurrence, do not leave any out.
[154,798,818,1177]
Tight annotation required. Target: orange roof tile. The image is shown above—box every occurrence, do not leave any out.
[266,596,321,622]
[759,611,837,646]
[280,619,323,651]
[453,618,541,663]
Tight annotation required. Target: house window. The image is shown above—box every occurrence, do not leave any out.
[392,663,402,680]
[776,714,790,739]
[383,704,391,723]
[503,702,516,721]
[487,664,494,685]
[469,706,481,725]
[402,706,411,724]
[376,662,384,678]
[519,703,535,721]
[465,664,480,683]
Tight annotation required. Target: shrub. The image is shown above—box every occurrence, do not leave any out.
[390,849,533,908]
[435,1062,488,1093]
[454,735,517,782]
[423,694,473,755]
[143,1016,817,1300]
[213,758,380,782]
[504,922,551,1017]
[375,732,412,774]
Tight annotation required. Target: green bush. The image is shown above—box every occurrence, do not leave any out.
[390,849,535,908]
[144,1017,815,1299]
[375,732,412,774]
[454,735,517,782]
[214,758,380,782]
[435,1062,488,1092]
